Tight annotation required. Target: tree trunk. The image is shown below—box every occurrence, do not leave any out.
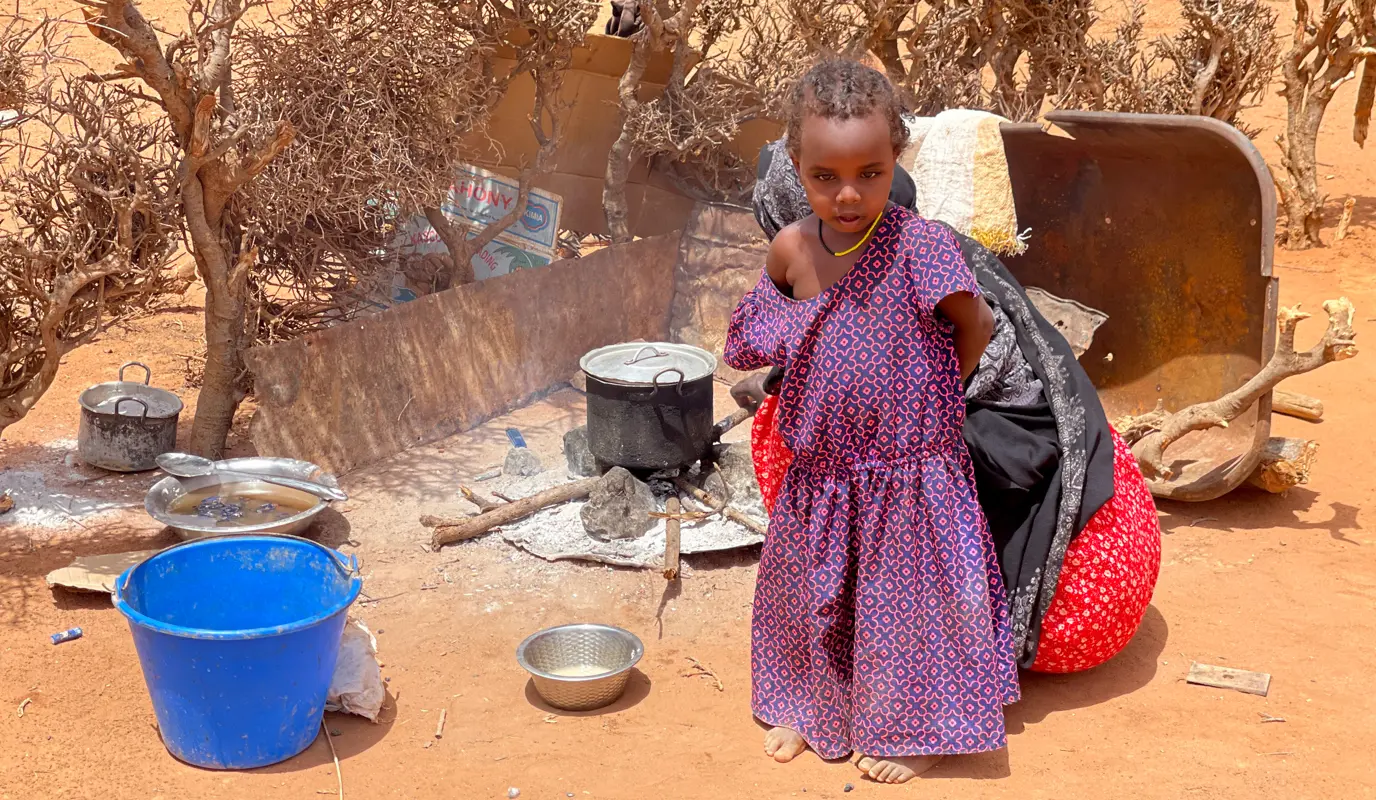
[191,280,248,459]
[1281,105,1326,249]
[183,172,249,460]
[604,28,653,243]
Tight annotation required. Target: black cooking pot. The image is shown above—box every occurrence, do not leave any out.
[580,343,717,471]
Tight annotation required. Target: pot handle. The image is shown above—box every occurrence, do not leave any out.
[119,532,360,595]
[113,396,150,424]
[623,345,668,365]
[118,361,152,385]
[628,367,686,399]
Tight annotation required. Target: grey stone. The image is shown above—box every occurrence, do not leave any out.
[580,467,656,541]
[562,426,599,477]
[503,446,544,477]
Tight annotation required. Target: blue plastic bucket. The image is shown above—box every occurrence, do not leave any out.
[113,534,362,769]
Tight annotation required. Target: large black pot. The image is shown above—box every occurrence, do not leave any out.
[580,343,717,471]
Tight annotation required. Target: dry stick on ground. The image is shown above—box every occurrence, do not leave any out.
[1121,298,1358,479]
[321,720,343,798]
[1272,389,1325,421]
[662,496,681,580]
[1336,197,1357,240]
[683,656,724,691]
[672,477,767,536]
[434,708,447,739]
[423,477,600,548]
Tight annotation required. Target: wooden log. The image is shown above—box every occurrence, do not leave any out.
[662,497,681,581]
[1247,437,1319,494]
[1272,390,1323,422]
[424,477,600,548]
[672,477,768,536]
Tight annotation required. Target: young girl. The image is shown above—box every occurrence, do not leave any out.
[724,60,1019,784]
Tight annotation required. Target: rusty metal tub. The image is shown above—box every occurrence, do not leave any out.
[1001,112,1278,502]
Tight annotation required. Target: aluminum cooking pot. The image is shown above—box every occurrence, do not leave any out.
[78,362,183,472]
[580,342,717,471]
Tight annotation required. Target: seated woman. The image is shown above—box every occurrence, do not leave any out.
[736,137,1161,673]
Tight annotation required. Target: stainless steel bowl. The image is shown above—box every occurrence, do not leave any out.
[516,624,644,711]
[145,456,338,540]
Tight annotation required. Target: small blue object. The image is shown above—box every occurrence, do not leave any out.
[50,627,82,644]
[505,427,528,449]
[113,535,362,769]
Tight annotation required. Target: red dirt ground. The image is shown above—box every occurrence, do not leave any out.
[4,2,1376,798]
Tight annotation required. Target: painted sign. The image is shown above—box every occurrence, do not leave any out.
[384,164,565,305]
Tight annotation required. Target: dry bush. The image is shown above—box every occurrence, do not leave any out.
[0,12,34,111]
[1073,0,1278,135]
[621,0,815,204]
[233,0,501,340]
[0,30,182,435]
[605,0,820,236]
[736,0,1279,126]
[238,0,595,312]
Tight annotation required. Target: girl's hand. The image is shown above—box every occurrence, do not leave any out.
[730,373,769,413]
[937,292,994,382]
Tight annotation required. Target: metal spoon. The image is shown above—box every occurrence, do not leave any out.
[155,452,348,502]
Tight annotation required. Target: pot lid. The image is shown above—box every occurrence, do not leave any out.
[580,342,717,386]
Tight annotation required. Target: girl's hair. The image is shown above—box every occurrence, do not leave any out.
[785,59,909,162]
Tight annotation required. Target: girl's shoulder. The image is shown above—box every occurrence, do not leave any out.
[884,206,961,251]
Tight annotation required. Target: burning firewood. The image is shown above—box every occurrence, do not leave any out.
[1119,298,1357,480]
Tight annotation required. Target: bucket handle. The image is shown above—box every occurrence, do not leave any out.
[118,361,152,385]
[113,396,150,424]
[120,532,360,594]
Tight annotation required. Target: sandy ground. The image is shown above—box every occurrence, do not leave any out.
[4,1,1376,798]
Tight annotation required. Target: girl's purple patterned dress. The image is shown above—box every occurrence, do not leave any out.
[724,207,1020,759]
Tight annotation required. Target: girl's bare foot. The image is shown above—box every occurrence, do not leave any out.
[763,727,808,763]
[854,754,943,783]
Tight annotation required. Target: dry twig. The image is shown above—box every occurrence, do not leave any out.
[683,657,724,691]
[321,719,343,799]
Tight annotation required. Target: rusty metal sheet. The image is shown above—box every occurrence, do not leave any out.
[1001,112,1278,501]
[669,202,769,384]
[245,235,680,474]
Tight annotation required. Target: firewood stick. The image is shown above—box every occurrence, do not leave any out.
[663,497,681,581]
[459,485,502,513]
[1272,389,1324,422]
[1247,437,1319,494]
[672,477,767,536]
[424,477,600,548]
[711,408,752,441]
[1336,197,1356,241]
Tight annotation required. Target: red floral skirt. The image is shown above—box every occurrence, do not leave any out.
[750,394,1161,674]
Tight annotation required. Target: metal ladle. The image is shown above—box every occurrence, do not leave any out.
[155,452,348,502]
